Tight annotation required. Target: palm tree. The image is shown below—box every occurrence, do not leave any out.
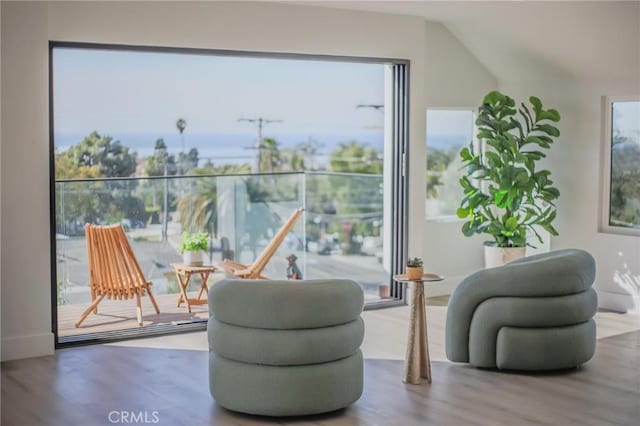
[176,118,187,174]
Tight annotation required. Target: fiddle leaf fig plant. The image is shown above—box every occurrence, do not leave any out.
[456,91,561,248]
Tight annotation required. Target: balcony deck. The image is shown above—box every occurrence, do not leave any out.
[57,278,388,339]
[58,291,211,338]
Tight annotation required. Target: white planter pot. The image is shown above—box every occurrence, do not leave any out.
[484,244,525,268]
[183,251,204,266]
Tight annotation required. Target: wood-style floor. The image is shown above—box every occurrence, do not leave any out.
[2,304,639,425]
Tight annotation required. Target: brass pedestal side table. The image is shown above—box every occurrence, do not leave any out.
[393,273,444,385]
[171,264,217,313]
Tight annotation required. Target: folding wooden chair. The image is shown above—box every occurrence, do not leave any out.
[218,207,303,279]
[75,224,160,327]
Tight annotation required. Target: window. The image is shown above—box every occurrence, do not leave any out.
[50,42,410,345]
[602,96,640,235]
[425,109,475,218]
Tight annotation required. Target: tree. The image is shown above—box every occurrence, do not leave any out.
[260,138,283,174]
[283,137,325,171]
[64,131,137,178]
[329,140,382,174]
[56,131,144,231]
[145,139,177,177]
[179,148,199,173]
[324,140,384,253]
[55,151,104,233]
[610,132,640,227]
[176,118,187,173]
[298,138,323,171]
[55,149,101,180]
[426,146,460,198]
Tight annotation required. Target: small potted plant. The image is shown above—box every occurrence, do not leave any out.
[406,257,424,280]
[179,232,208,266]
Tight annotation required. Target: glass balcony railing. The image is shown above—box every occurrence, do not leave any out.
[55,171,390,338]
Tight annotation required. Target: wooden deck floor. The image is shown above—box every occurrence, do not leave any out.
[58,287,388,338]
[58,291,211,337]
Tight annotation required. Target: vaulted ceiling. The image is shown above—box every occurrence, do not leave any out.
[299,1,640,84]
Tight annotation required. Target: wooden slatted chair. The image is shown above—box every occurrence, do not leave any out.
[75,224,160,328]
[219,207,304,279]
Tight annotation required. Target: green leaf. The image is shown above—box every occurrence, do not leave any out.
[545,187,560,198]
[535,124,560,137]
[523,150,546,160]
[462,221,475,237]
[483,91,504,105]
[456,208,470,219]
[542,223,559,236]
[530,96,543,117]
[477,129,493,140]
[505,216,518,231]
[538,109,560,122]
[519,105,533,133]
[495,190,509,208]
[459,147,473,162]
[524,136,551,147]
[485,151,500,166]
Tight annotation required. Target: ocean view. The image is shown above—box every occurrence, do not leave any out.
[56,130,472,165]
[55,131,386,166]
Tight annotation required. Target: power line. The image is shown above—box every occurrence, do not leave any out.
[356,104,384,112]
[238,117,282,173]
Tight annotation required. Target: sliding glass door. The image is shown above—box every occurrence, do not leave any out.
[50,42,409,344]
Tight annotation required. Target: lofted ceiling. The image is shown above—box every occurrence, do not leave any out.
[296,1,640,84]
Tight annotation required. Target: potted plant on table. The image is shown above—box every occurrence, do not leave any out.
[406,257,424,280]
[179,232,208,266]
[457,91,561,268]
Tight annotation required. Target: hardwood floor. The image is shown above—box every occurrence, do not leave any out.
[2,303,639,425]
[2,331,639,425]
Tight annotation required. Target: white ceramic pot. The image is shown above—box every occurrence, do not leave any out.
[183,250,204,266]
[484,243,525,268]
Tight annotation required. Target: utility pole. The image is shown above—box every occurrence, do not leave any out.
[162,160,169,242]
[238,117,282,173]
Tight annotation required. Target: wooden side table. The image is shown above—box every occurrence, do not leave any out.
[171,264,217,313]
[393,273,444,385]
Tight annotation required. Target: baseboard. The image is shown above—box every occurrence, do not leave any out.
[597,290,640,314]
[1,332,55,361]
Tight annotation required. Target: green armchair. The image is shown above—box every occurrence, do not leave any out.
[446,249,597,370]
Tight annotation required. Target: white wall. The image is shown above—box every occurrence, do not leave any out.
[499,78,640,312]
[423,22,497,294]
[0,1,484,361]
[1,2,53,361]
[0,1,498,360]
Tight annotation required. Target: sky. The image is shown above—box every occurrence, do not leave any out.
[613,101,640,134]
[426,109,474,149]
[53,47,386,136]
